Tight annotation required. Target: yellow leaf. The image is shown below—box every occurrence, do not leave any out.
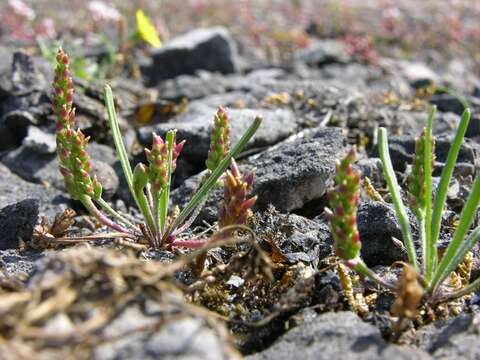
[136,103,156,125]
[136,9,162,48]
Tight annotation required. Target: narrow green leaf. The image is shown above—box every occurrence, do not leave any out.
[430,175,480,291]
[430,108,471,271]
[378,127,418,270]
[132,164,157,239]
[424,106,435,280]
[168,116,262,237]
[95,197,136,230]
[159,130,174,233]
[104,85,134,192]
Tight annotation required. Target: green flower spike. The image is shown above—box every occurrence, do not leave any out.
[144,131,185,193]
[408,128,436,218]
[53,48,102,201]
[206,107,230,171]
[325,147,361,260]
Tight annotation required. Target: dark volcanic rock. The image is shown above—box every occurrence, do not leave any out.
[2,142,119,199]
[170,127,347,223]
[144,26,238,84]
[22,125,56,154]
[372,133,478,174]
[0,52,51,150]
[246,311,430,360]
[251,127,347,211]
[253,207,332,266]
[294,40,350,66]
[356,201,414,267]
[138,106,298,162]
[430,94,465,115]
[399,61,438,89]
[93,306,236,360]
[0,163,69,220]
[0,199,39,249]
[0,249,44,278]
[416,314,480,359]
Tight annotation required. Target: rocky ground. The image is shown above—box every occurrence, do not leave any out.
[0,2,480,359]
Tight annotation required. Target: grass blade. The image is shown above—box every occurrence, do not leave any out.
[158,130,174,233]
[430,175,480,292]
[424,106,435,280]
[168,116,262,237]
[430,108,471,272]
[104,85,134,194]
[378,127,418,270]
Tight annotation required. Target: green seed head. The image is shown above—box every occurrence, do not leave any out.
[206,107,230,171]
[326,147,361,260]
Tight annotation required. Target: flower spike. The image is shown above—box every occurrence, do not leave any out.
[219,159,257,228]
[408,128,436,218]
[145,131,184,194]
[325,147,361,260]
[206,107,230,171]
[53,48,102,200]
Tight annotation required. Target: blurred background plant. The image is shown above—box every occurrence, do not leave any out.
[1,0,479,71]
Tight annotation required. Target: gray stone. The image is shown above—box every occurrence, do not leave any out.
[0,52,50,122]
[0,199,39,249]
[0,249,44,278]
[246,311,430,360]
[356,157,383,184]
[400,61,438,88]
[372,133,478,173]
[22,125,56,154]
[0,52,51,151]
[138,107,299,162]
[0,163,69,220]
[416,314,480,359]
[1,142,119,199]
[145,26,238,84]
[10,51,48,95]
[170,127,347,223]
[294,40,350,66]
[253,207,332,266]
[93,305,236,360]
[357,201,416,267]
[430,94,465,115]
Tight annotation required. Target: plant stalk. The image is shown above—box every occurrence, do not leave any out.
[378,127,418,270]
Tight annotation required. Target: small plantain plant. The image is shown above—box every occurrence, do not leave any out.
[53,48,261,248]
[325,106,480,309]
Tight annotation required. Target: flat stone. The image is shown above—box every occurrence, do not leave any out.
[371,133,478,174]
[246,311,430,360]
[0,163,69,220]
[22,125,56,154]
[356,201,416,267]
[144,26,238,84]
[294,39,350,66]
[252,207,332,266]
[170,127,347,223]
[0,199,39,249]
[416,314,480,359]
[1,142,119,199]
[399,61,438,88]
[138,107,299,162]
